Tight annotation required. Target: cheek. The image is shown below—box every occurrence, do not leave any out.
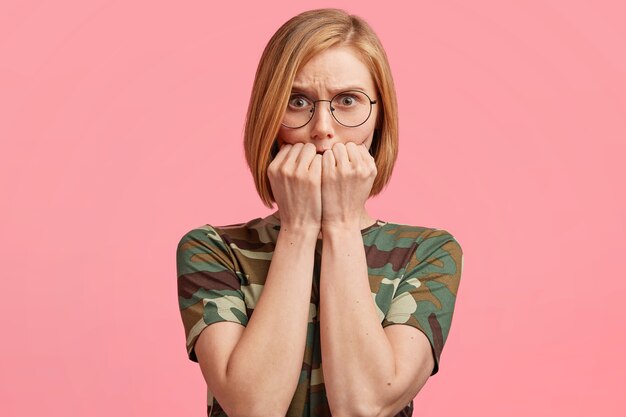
[347,123,377,144]
[277,127,301,146]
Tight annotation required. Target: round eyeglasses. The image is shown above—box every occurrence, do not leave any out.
[281,90,377,129]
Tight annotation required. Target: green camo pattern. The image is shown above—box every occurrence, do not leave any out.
[176,214,463,417]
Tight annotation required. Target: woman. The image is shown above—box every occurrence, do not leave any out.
[177,8,463,417]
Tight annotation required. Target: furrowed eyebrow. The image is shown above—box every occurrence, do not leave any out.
[290,85,368,95]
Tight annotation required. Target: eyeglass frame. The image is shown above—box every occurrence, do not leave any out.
[281,89,378,129]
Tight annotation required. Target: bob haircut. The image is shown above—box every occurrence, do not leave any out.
[243,8,399,208]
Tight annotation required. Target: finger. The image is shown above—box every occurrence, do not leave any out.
[322,148,334,173]
[297,143,317,169]
[359,143,374,165]
[271,141,292,165]
[331,142,349,167]
[311,154,322,176]
[283,142,305,166]
[345,142,362,166]
[363,146,377,177]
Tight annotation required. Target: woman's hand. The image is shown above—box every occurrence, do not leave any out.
[268,142,322,231]
[321,142,377,229]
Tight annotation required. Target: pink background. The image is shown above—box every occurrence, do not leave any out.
[1,1,625,416]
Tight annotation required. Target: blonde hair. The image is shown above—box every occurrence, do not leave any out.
[243,8,399,208]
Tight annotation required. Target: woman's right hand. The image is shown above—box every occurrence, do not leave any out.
[267,142,322,231]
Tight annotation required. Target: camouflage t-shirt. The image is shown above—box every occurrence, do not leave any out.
[176,213,463,417]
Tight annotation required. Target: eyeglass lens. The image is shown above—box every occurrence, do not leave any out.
[282,91,374,128]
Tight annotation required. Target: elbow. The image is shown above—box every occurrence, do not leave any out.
[332,412,380,417]
[228,405,286,417]
[331,402,384,417]
[228,402,289,417]
[230,409,285,417]
[334,412,379,417]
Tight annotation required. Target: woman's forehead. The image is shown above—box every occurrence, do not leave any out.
[292,45,375,93]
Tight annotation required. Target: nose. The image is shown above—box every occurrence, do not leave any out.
[309,101,335,140]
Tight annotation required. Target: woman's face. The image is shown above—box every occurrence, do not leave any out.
[276,45,379,154]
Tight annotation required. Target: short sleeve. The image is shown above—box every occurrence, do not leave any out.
[381,229,463,376]
[176,225,249,362]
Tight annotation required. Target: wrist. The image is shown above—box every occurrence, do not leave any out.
[279,223,320,238]
[321,222,361,234]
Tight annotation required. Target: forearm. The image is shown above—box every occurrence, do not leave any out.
[319,225,397,417]
[226,226,317,416]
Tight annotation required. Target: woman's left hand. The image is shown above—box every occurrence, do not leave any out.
[321,142,377,229]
